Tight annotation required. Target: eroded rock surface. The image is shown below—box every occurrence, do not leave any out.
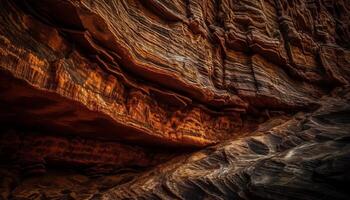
[99,89,350,200]
[1,0,349,147]
[0,0,349,199]
[1,88,349,200]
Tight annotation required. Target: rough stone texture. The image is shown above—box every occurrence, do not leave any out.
[99,88,350,200]
[1,88,349,200]
[0,0,349,199]
[1,0,349,145]
[0,130,173,176]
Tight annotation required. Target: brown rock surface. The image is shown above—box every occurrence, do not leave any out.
[0,130,172,176]
[1,88,350,200]
[99,88,350,200]
[0,0,349,199]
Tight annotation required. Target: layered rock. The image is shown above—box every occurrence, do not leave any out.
[0,0,349,199]
[0,0,243,147]
[1,88,349,200]
[98,88,350,200]
[0,130,172,176]
[1,0,349,147]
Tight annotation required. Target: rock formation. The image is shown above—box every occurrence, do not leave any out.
[0,0,349,199]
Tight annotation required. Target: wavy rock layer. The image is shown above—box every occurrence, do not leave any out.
[0,0,349,199]
[1,0,349,147]
[100,89,350,200]
[1,88,349,200]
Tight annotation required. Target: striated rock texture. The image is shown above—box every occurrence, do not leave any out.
[1,88,350,200]
[1,0,349,146]
[0,130,173,176]
[98,88,350,200]
[0,0,349,199]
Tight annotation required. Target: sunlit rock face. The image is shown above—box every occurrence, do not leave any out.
[0,0,349,199]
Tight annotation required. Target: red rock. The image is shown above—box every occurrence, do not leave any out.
[0,0,349,199]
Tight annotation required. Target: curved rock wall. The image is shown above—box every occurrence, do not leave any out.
[0,0,349,199]
[1,0,349,147]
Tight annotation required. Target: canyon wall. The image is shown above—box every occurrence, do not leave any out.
[0,0,349,199]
